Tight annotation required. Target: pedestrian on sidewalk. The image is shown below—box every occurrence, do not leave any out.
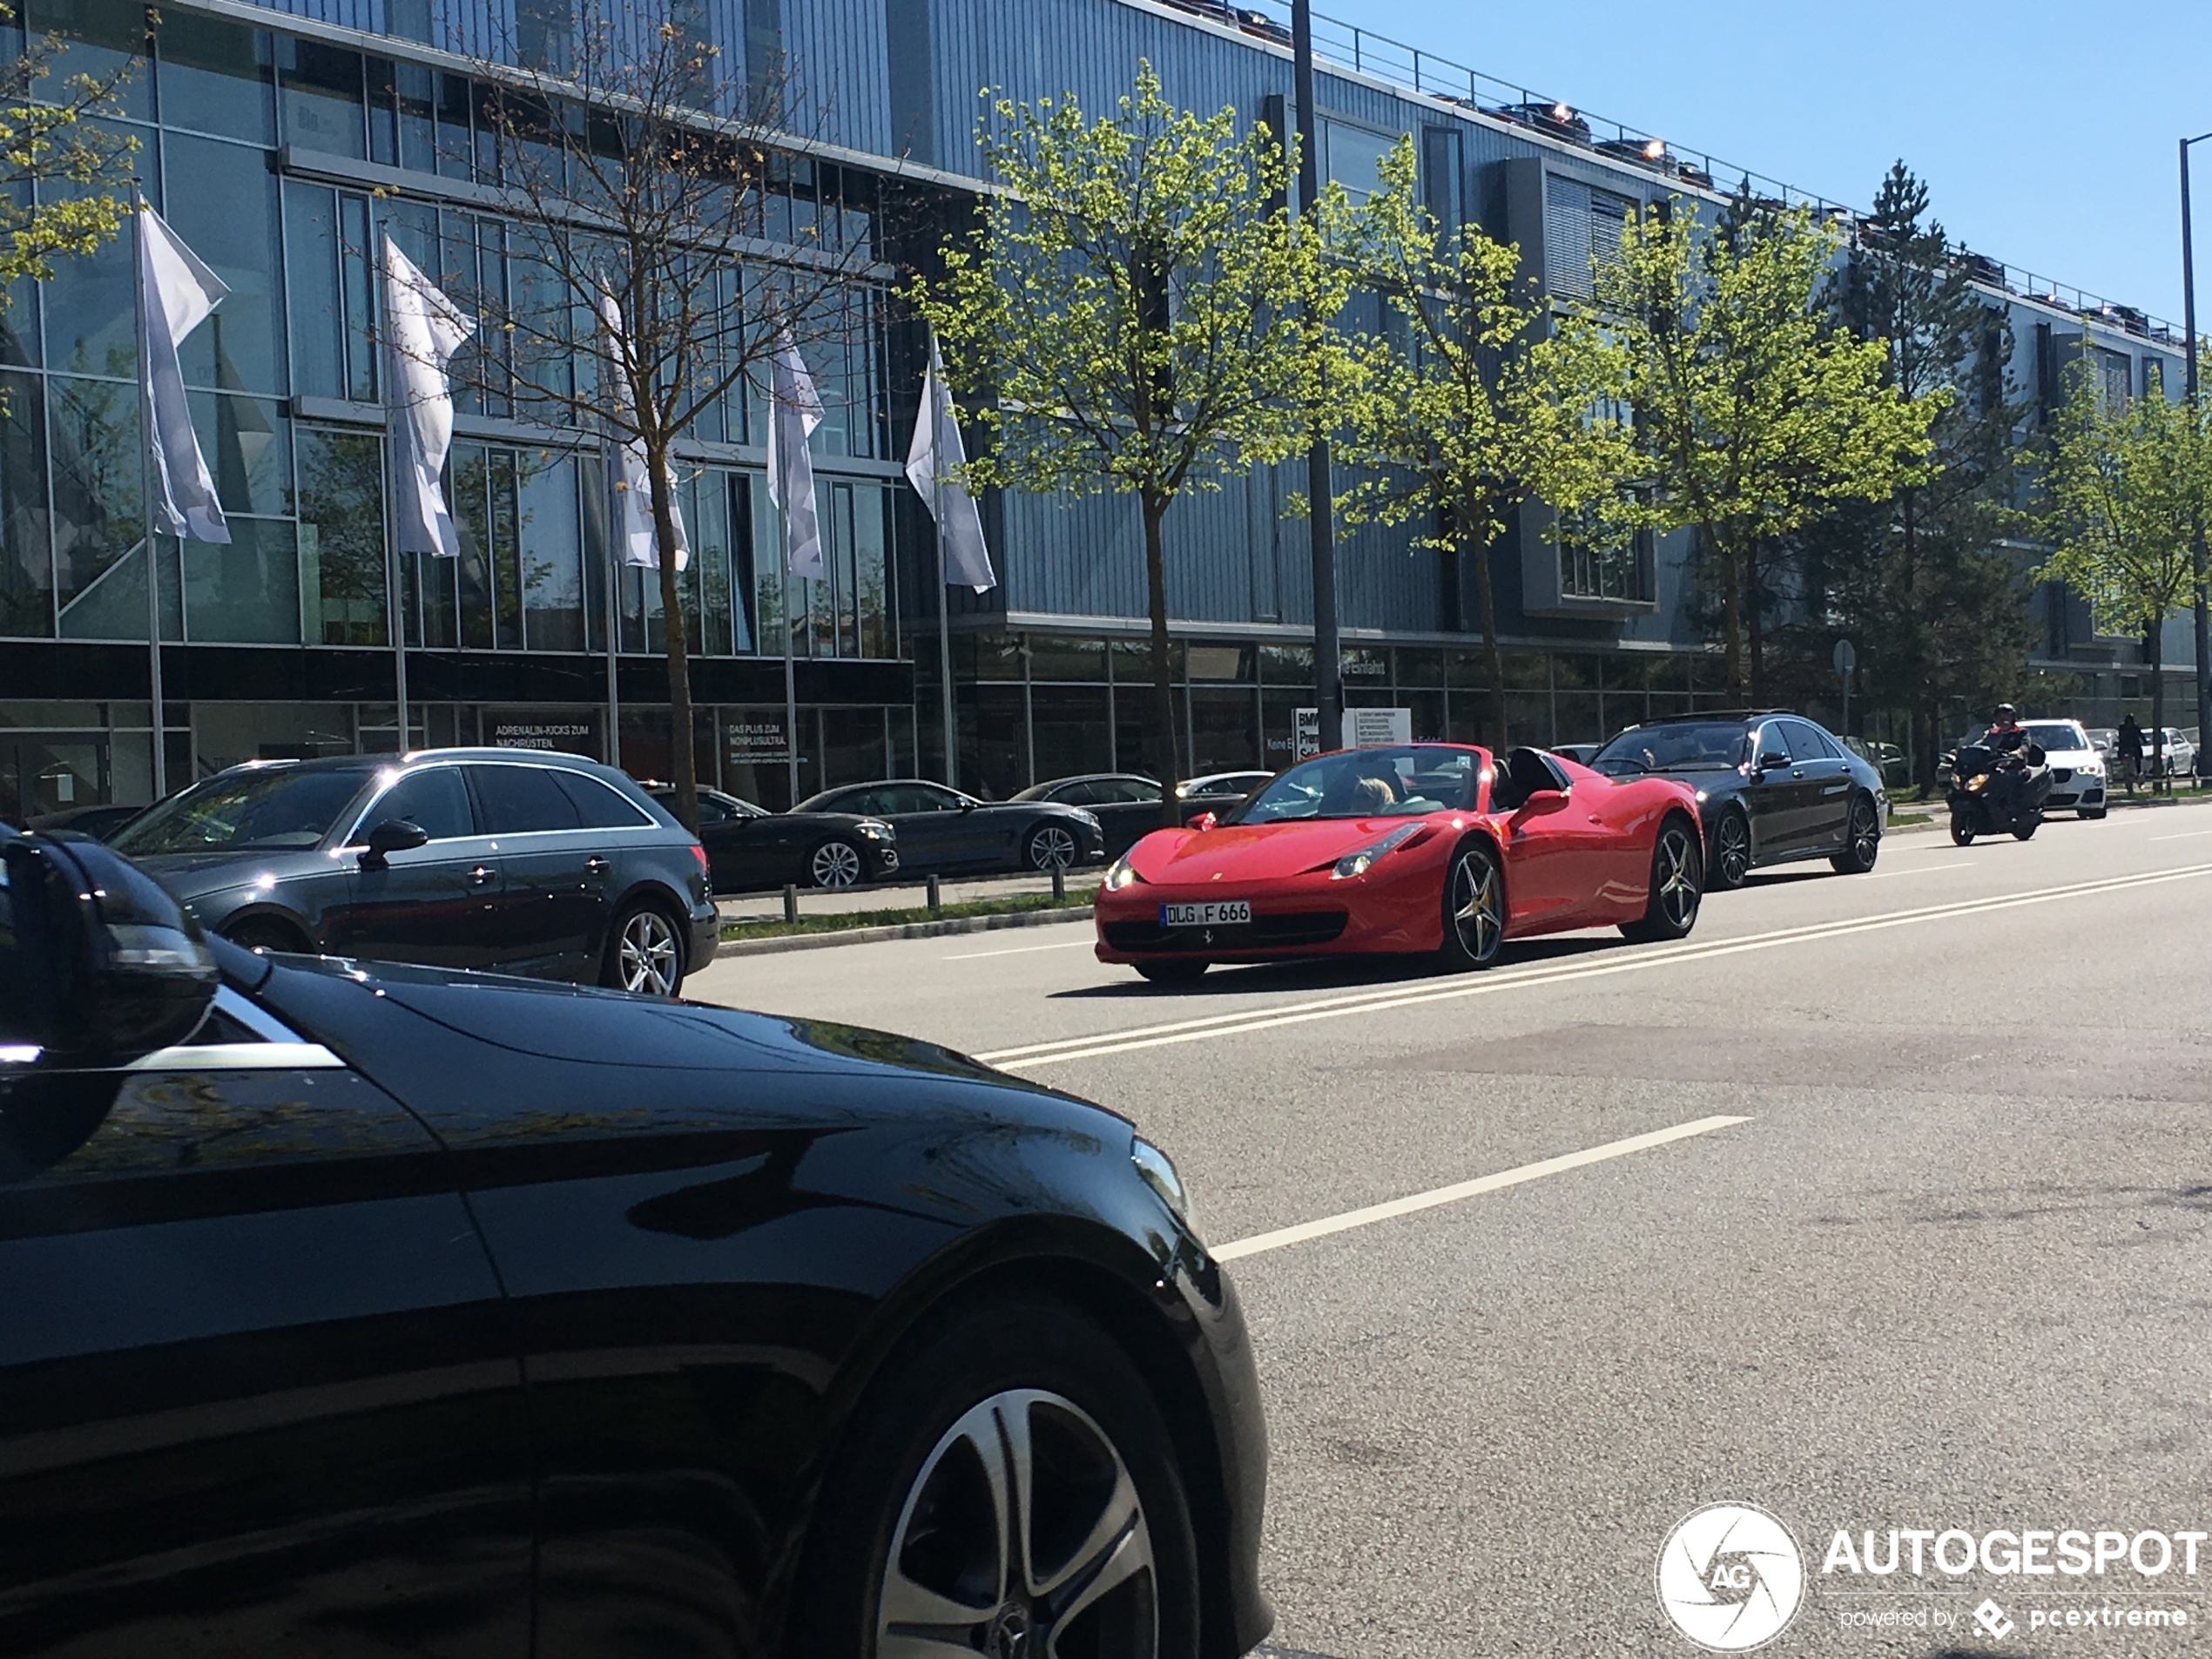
[2119,713,2145,796]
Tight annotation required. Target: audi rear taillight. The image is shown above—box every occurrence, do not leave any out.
[689,842,710,871]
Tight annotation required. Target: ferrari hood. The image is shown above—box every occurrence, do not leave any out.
[1130,817,1442,883]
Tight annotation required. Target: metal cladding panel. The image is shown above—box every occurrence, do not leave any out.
[784,0,894,155]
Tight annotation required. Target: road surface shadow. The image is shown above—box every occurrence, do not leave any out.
[1055,934,1622,998]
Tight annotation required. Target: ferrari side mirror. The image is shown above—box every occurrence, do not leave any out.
[1189,812,1217,832]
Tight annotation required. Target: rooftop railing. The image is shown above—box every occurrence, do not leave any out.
[1157,0,2186,346]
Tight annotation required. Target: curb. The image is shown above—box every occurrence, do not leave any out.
[717,905,1095,958]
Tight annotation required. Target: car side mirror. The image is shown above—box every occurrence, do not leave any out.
[1189,812,1217,832]
[0,833,219,1068]
[360,818,430,869]
[956,798,976,812]
[1757,752,1791,772]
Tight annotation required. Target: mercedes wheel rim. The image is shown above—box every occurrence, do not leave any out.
[618,911,680,995]
[1716,816,1750,885]
[877,1388,1157,1659]
[1031,826,1079,870]
[1849,800,1878,867]
[812,841,863,887]
[1656,826,1699,931]
[1450,850,1503,962]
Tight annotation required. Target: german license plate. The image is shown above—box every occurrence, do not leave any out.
[1160,900,1250,927]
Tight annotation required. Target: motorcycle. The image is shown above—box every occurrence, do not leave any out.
[1944,741,2052,845]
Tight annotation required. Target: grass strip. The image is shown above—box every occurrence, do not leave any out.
[723,891,1092,941]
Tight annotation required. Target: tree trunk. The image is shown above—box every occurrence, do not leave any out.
[1466,529,1506,750]
[1712,529,1744,696]
[646,436,699,835]
[1142,490,1179,826]
[1745,550,1766,705]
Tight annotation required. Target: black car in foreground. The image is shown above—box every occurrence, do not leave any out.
[1589,711,1888,888]
[796,779,1106,873]
[0,829,1271,1659]
[650,785,900,892]
[1015,772,1265,858]
[108,749,719,995]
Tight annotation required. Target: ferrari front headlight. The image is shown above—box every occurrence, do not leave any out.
[1331,822,1423,880]
[1102,852,1144,890]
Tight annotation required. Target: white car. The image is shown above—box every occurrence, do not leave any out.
[2149,727,2198,778]
[2022,720,2106,818]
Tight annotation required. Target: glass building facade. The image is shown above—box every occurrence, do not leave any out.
[0,0,2190,822]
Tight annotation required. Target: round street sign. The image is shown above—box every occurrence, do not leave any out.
[1831,638,1857,677]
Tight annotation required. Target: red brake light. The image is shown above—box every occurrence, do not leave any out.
[688,842,709,872]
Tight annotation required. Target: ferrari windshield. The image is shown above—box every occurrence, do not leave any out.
[1592,724,1751,774]
[112,766,372,855]
[1233,746,1478,822]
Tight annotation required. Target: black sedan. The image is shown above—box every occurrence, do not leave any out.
[651,785,900,892]
[107,749,719,995]
[1589,711,1888,888]
[0,829,1271,1659]
[796,779,1106,873]
[1015,772,1264,858]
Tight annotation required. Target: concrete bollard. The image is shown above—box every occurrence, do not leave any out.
[927,874,941,916]
[783,884,799,925]
[1052,865,1066,901]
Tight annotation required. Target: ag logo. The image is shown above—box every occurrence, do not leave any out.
[1656,1502,1804,1650]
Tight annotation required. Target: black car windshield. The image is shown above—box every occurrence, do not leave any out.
[1593,724,1751,774]
[113,767,371,855]
[1232,746,1477,822]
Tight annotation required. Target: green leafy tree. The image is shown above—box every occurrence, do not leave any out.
[1599,191,1939,698]
[1331,140,1636,745]
[1803,163,2034,781]
[2033,357,2212,779]
[0,3,138,297]
[914,64,1353,815]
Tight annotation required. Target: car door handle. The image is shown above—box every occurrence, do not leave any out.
[584,855,611,875]
[1588,813,1605,825]
[468,865,496,886]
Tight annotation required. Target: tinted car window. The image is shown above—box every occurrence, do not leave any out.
[469,765,583,834]
[113,767,370,854]
[1753,725,1791,764]
[354,767,473,844]
[690,792,735,824]
[1592,724,1751,773]
[1103,779,1162,804]
[891,786,961,813]
[1781,719,1837,761]
[1049,780,1099,806]
[555,772,653,828]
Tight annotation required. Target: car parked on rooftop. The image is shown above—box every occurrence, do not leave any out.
[106,749,718,995]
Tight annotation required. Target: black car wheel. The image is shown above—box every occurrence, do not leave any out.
[1135,959,1208,985]
[1830,795,1881,874]
[808,838,866,889]
[1026,823,1081,871]
[1438,840,1505,970]
[1622,816,1701,943]
[1707,810,1751,890]
[794,1296,1200,1659]
[222,916,308,955]
[603,900,685,996]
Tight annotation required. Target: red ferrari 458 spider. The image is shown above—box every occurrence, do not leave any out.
[1093,743,1703,983]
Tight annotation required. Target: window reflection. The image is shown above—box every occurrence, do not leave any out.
[293,425,385,647]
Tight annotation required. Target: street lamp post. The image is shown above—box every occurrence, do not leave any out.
[1291,0,1341,751]
[2182,131,2212,773]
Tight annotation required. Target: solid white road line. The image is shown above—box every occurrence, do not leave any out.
[943,937,1096,961]
[2151,829,2212,841]
[1864,866,1957,879]
[976,860,2212,1069]
[1211,1115,1752,1262]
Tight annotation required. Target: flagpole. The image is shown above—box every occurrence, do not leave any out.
[132,185,166,801]
[934,373,956,791]
[381,245,409,753]
[605,503,622,771]
[783,552,799,805]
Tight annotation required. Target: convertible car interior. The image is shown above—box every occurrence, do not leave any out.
[1487,748,1573,813]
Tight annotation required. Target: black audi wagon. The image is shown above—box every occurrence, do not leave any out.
[0,828,1271,1659]
[108,749,720,995]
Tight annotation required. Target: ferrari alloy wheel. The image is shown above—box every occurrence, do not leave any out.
[808,838,865,888]
[1830,796,1880,874]
[1027,824,1080,871]
[1623,818,1701,943]
[1709,810,1751,890]
[876,1389,1160,1659]
[604,903,683,995]
[1440,841,1505,970]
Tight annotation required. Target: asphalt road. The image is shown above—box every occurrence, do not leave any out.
[690,800,2212,1657]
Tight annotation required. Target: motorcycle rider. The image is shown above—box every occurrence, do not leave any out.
[1984,704,2027,752]
[1979,704,2033,819]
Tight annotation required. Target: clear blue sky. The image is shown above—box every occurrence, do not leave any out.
[1361,0,2212,327]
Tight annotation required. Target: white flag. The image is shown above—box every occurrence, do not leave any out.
[765,327,824,579]
[905,334,996,593]
[136,204,229,544]
[381,237,474,557]
[595,288,687,570]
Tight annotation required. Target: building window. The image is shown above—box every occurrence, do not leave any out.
[295,426,387,647]
[1545,174,1635,300]
[1555,500,1654,604]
